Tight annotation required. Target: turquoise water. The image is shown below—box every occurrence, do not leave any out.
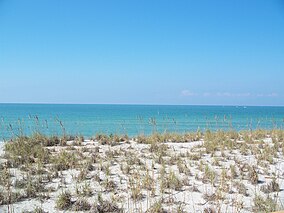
[0,104,284,139]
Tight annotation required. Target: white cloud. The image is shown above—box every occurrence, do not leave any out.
[181,90,197,97]
[268,93,278,97]
[203,92,211,97]
[205,92,251,97]
[216,92,232,97]
[181,91,279,98]
[257,93,278,97]
[236,93,251,97]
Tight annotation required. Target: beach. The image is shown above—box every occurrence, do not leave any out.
[0,130,283,212]
[2,0,284,212]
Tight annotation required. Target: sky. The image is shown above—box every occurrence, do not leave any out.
[0,0,284,105]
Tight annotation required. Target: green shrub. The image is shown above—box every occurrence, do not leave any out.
[56,191,72,210]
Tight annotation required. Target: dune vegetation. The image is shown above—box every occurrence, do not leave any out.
[0,129,283,212]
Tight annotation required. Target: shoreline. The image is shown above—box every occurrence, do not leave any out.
[1,103,284,107]
[0,130,284,212]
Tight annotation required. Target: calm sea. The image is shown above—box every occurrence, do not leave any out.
[0,104,283,139]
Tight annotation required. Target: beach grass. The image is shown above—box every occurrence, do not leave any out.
[0,129,283,212]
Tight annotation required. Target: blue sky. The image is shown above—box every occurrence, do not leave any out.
[0,0,284,105]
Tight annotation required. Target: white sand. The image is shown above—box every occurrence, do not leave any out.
[0,139,283,213]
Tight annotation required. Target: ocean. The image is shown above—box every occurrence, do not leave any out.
[0,104,283,139]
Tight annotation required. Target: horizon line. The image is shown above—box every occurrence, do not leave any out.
[0,102,283,107]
